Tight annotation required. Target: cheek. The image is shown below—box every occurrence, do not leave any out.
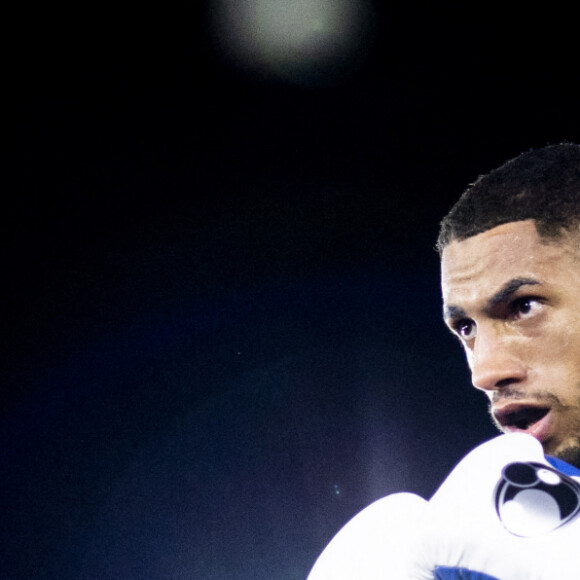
[531,317,580,389]
[544,315,580,358]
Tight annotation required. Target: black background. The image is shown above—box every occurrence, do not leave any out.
[3,3,580,578]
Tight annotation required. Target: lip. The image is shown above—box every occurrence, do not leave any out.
[492,402,553,443]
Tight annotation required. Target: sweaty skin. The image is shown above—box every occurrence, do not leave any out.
[441,220,580,466]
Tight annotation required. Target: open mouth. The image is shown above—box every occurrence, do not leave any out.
[493,405,550,432]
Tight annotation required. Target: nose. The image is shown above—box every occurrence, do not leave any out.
[469,326,527,392]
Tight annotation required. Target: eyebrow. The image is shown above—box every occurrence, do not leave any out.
[487,277,540,310]
[443,277,541,322]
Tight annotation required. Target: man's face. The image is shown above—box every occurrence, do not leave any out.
[440,219,580,465]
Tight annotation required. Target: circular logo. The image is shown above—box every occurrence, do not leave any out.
[494,461,580,537]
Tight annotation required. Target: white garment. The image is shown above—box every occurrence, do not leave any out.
[308,434,580,580]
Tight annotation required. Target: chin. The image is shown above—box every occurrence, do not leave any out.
[550,441,580,469]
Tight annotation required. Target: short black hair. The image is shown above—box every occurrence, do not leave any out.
[436,143,580,254]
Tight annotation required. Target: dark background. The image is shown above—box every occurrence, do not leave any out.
[3,3,579,579]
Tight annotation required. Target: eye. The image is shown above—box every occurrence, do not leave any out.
[454,319,477,340]
[510,297,543,319]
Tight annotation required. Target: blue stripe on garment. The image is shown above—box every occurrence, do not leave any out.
[434,566,500,579]
[545,455,580,477]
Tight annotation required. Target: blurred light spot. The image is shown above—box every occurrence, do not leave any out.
[209,0,376,86]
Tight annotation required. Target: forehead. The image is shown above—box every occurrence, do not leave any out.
[440,220,578,306]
